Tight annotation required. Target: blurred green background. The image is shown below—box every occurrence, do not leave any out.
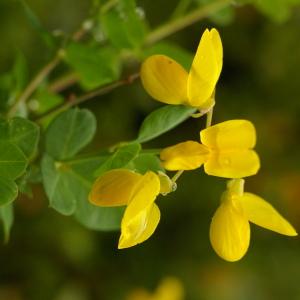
[1,0,300,299]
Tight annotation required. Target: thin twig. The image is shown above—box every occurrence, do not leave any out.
[101,0,119,14]
[9,0,232,119]
[7,52,62,118]
[35,73,140,123]
[206,107,213,127]
[171,170,184,183]
[6,16,93,118]
[170,0,192,20]
[144,0,232,46]
[45,0,233,94]
[48,73,79,93]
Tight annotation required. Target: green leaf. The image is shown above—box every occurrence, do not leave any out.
[19,0,55,48]
[16,173,33,198]
[0,178,18,206]
[42,154,123,230]
[68,156,108,182]
[95,142,141,176]
[41,154,83,215]
[71,156,123,231]
[0,73,12,111]
[16,165,41,198]
[144,42,194,70]
[0,117,39,155]
[136,105,196,143]
[30,89,63,114]
[75,198,124,231]
[0,118,37,218]
[132,153,164,174]
[0,119,9,139]
[8,117,40,159]
[0,203,14,243]
[0,52,28,111]
[0,142,27,180]
[65,43,121,90]
[101,0,147,49]
[45,108,96,160]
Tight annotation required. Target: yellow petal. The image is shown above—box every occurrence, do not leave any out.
[140,55,188,105]
[125,171,161,215]
[210,201,250,262]
[89,169,141,207]
[119,204,161,249]
[187,28,223,107]
[200,120,256,149]
[160,141,209,171]
[204,149,260,178]
[118,171,161,249]
[155,277,184,300]
[240,193,298,236]
[134,204,161,245]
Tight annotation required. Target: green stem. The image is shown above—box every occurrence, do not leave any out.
[35,73,140,124]
[100,0,119,14]
[7,52,62,118]
[206,107,213,128]
[10,0,232,120]
[48,73,79,93]
[170,0,192,20]
[46,0,233,93]
[6,16,94,119]
[48,50,139,93]
[172,170,184,183]
[145,0,232,46]
[40,0,232,101]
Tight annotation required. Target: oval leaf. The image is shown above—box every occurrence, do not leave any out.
[9,117,40,159]
[0,177,18,206]
[0,141,27,180]
[42,154,123,230]
[101,0,147,49]
[45,108,96,160]
[75,200,124,231]
[42,154,78,215]
[95,142,141,176]
[132,153,164,174]
[0,203,14,243]
[65,43,120,90]
[136,105,196,143]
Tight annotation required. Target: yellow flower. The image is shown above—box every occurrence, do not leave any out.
[89,169,173,249]
[160,120,260,178]
[141,28,222,109]
[210,179,297,262]
[126,277,184,300]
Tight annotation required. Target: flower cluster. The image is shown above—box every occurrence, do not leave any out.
[89,28,297,261]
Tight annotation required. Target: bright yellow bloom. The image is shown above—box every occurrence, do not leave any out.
[141,28,222,108]
[160,120,260,178]
[210,179,297,262]
[89,169,172,249]
[126,277,184,300]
